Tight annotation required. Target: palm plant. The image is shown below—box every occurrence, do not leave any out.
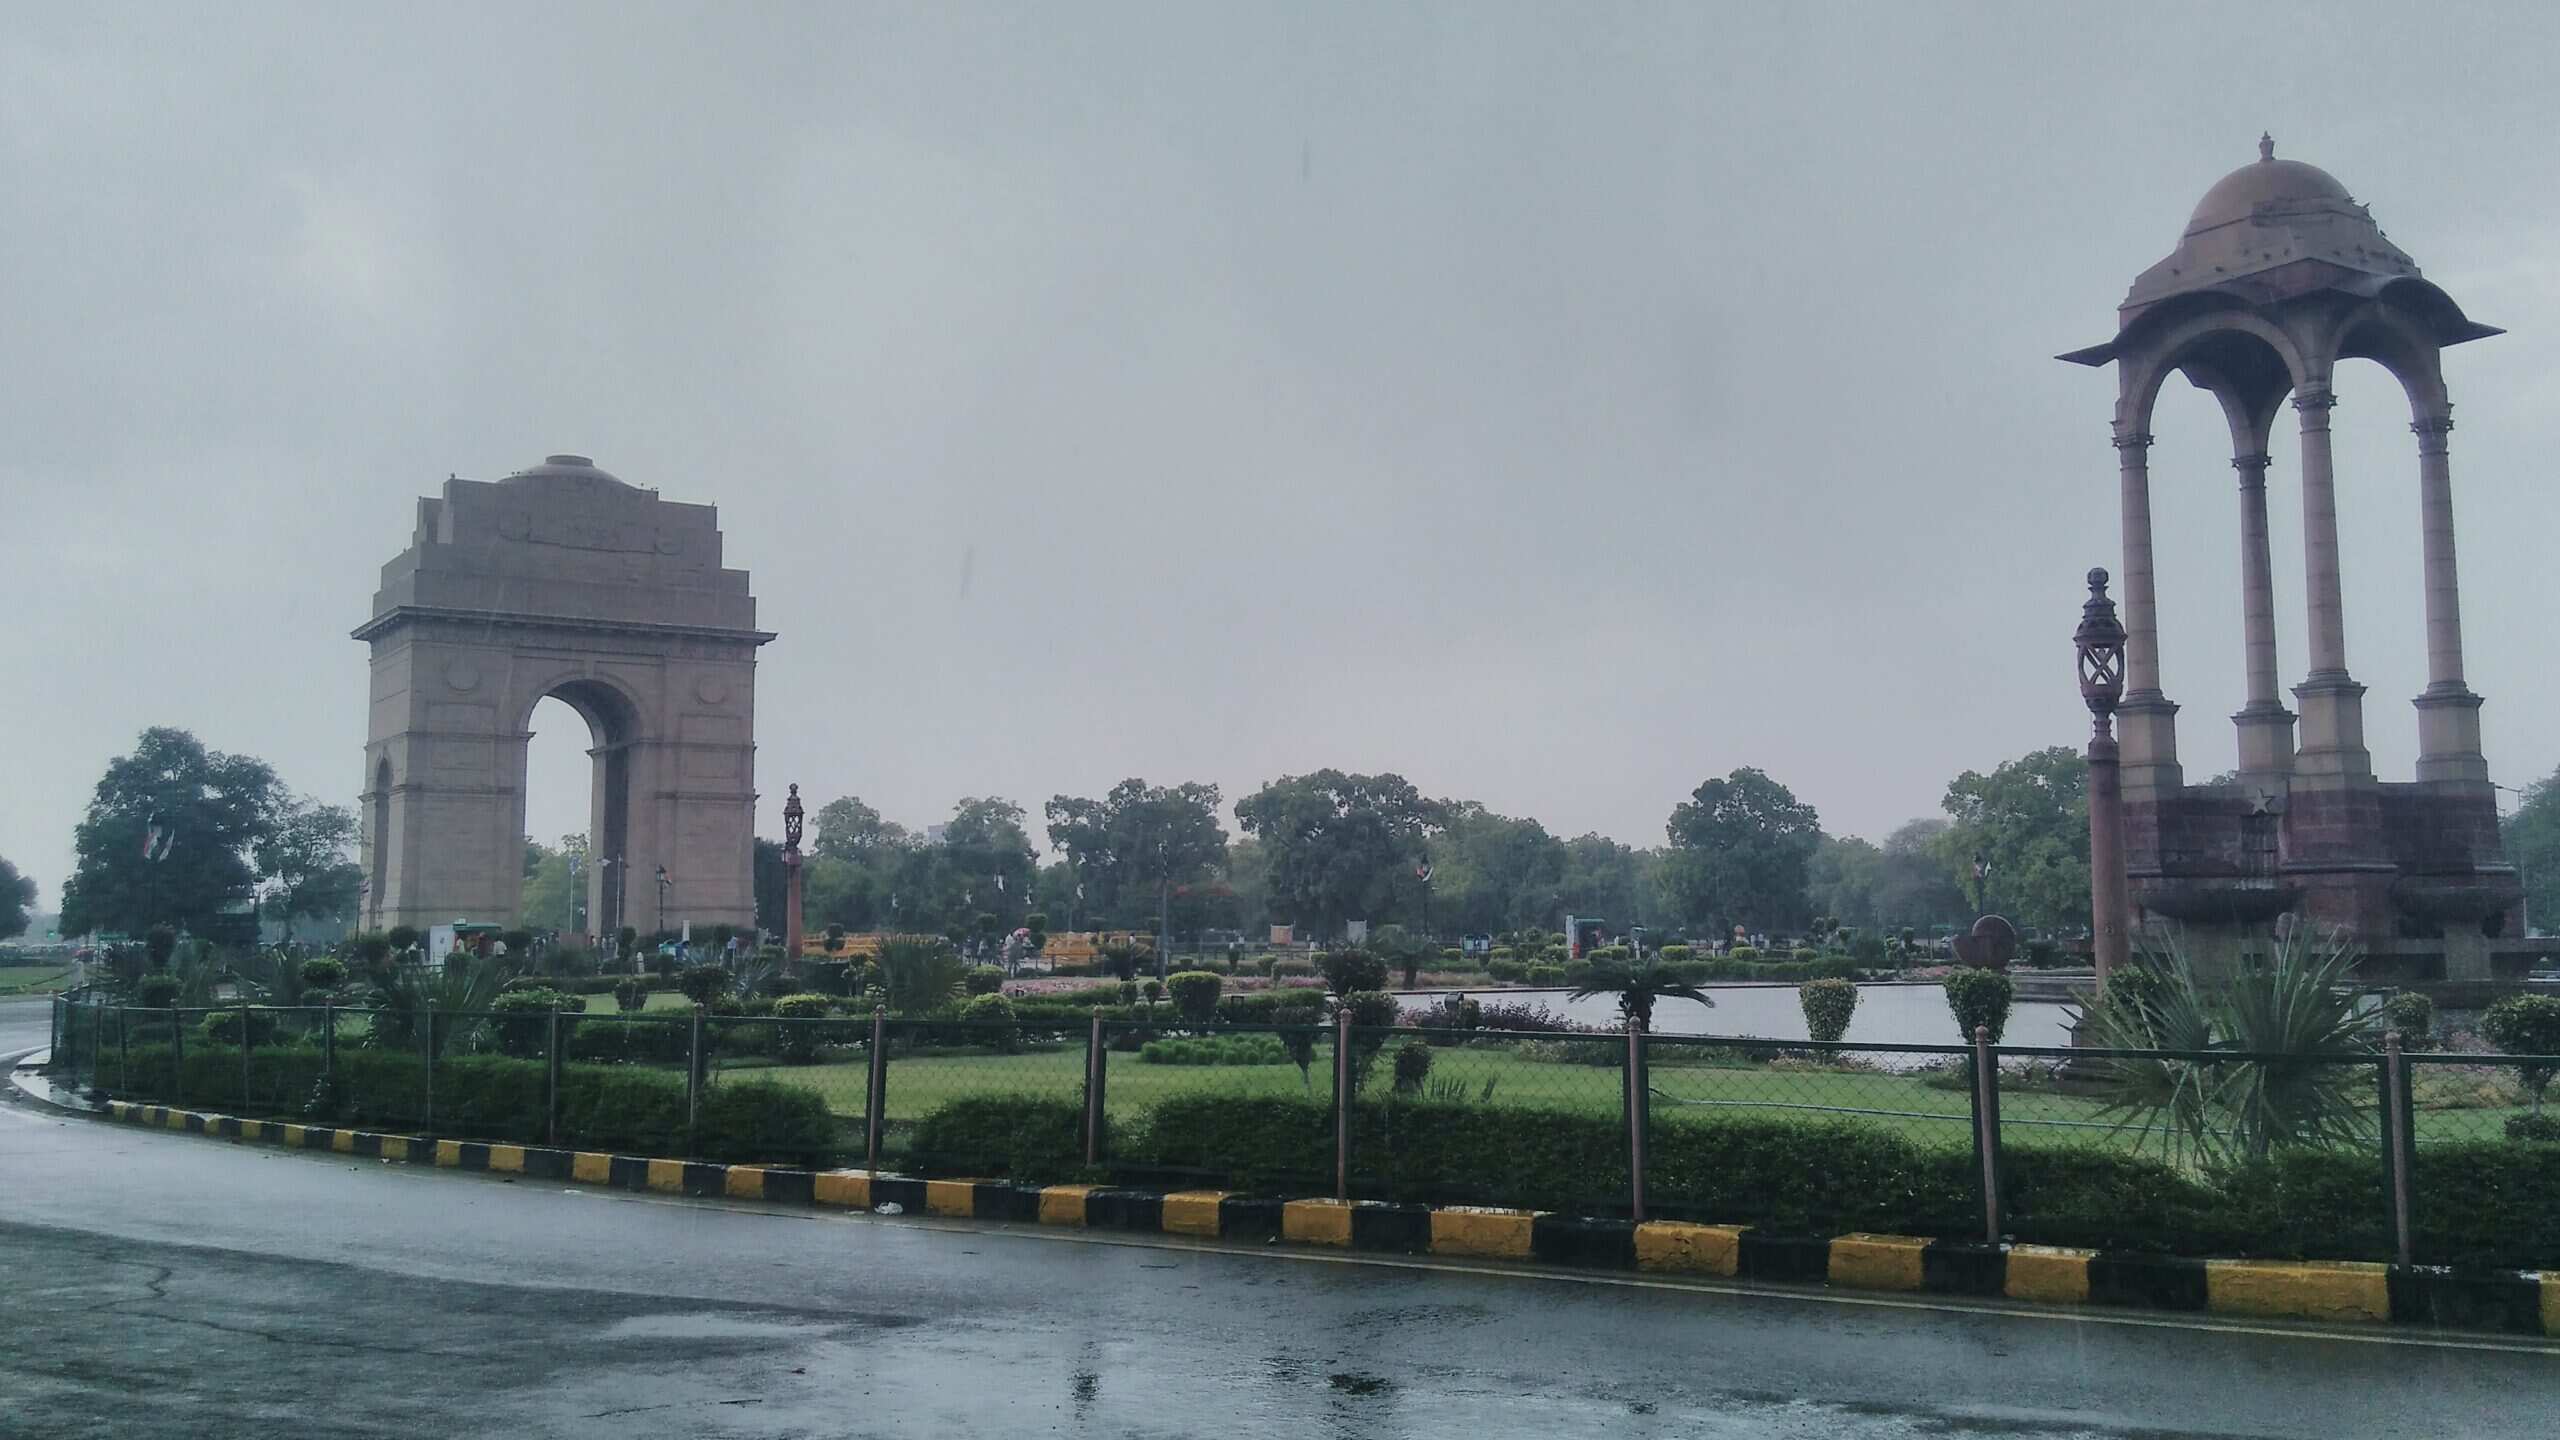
[1568,950,1713,1030]
[364,953,516,1056]
[2078,921,2378,1166]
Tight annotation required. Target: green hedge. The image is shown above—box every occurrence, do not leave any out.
[886,1088,2560,1269]
[101,1042,841,1168]
[906,1096,1092,1180]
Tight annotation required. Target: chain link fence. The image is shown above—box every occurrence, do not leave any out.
[42,993,2560,1270]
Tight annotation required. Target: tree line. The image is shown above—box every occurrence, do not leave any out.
[26,727,2117,949]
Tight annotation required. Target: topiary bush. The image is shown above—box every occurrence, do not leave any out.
[769,993,837,1064]
[199,1008,280,1048]
[135,973,182,1009]
[965,965,1005,996]
[489,988,582,1057]
[1526,964,1566,987]
[1140,1034,1289,1067]
[2482,994,2560,1120]
[613,976,648,1013]
[1729,945,1759,961]
[2381,991,2436,1050]
[676,965,734,1006]
[298,957,349,993]
[1391,1036,1433,1094]
[1165,970,1223,1023]
[1798,977,1859,1044]
[1318,950,1389,997]
[906,1096,1090,1181]
[1942,967,2015,1044]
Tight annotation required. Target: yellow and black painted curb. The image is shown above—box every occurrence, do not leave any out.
[100,1100,2559,1338]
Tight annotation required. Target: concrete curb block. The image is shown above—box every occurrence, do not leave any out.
[88,1100,2559,1338]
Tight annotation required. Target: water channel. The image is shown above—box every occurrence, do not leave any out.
[1398,982,2078,1050]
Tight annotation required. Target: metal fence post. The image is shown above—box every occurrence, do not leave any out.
[49,995,62,1064]
[865,1007,888,1169]
[686,1004,705,1140]
[170,1006,185,1107]
[1334,1007,1352,1201]
[547,1006,565,1149]
[1084,1010,1107,1167]
[241,1004,255,1113]
[322,1001,336,1093]
[1970,1025,2003,1243]
[1626,1019,1650,1223]
[2382,1032,2414,1266]
[421,1007,435,1136]
[118,1007,131,1095]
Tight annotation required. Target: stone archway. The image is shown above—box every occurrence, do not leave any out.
[354,456,774,935]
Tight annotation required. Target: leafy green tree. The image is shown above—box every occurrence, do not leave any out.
[519,833,588,933]
[61,727,288,937]
[253,796,362,940]
[1806,834,1885,931]
[802,854,882,931]
[1877,817,1971,930]
[2499,764,2560,932]
[1235,771,1443,939]
[1662,767,1822,937]
[941,797,1038,927]
[1043,779,1228,928]
[1936,746,2089,931]
[1428,805,1569,934]
[812,795,910,863]
[0,855,34,941]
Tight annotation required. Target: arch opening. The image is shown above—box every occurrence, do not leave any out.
[522,682,642,945]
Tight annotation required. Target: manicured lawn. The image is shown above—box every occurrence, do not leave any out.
[0,964,75,996]
[721,1039,2167,1153]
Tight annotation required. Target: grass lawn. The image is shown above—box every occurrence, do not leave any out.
[0,964,75,996]
[719,1039,2175,1154]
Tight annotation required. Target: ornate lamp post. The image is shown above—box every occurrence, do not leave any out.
[781,784,807,963]
[2076,567,2131,992]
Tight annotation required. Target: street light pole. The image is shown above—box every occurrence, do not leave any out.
[2075,567,2131,994]
[656,864,669,939]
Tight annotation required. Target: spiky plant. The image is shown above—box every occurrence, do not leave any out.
[2077,921,2379,1167]
[1568,950,1714,1030]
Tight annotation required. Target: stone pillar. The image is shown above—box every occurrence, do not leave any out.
[2113,428,2181,791]
[2411,411,2488,783]
[2230,451,2296,784]
[2290,388,2372,781]
[2087,728,2128,994]
[783,852,805,961]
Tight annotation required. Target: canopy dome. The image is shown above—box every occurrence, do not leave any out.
[2186,152,2354,235]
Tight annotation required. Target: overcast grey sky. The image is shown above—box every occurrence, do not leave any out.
[5,2,2558,909]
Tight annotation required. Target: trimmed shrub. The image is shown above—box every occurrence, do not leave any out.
[2481,994,2560,1117]
[1562,959,1593,985]
[1319,950,1389,996]
[1798,978,1859,1044]
[1659,945,1693,963]
[135,974,182,1009]
[1165,970,1223,1023]
[1790,948,1820,964]
[565,1012,692,1064]
[1139,1034,1289,1067]
[907,1096,1089,1180]
[689,1077,841,1167]
[2505,1114,2560,1143]
[2381,991,2436,1050]
[299,957,349,992]
[613,977,648,1013]
[961,992,1017,1024]
[965,965,1005,996]
[1271,958,1315,979]
[1485,959,1526,982]
[489,989,582,1057]
[1729,946,1759,961]
[1526,964,1566,987]
[676,965,734,1005]
[199,1008,280,1047]
[769,993,836,1064]
[1391,1037,1433,1094]
[1942,967,2015,1044]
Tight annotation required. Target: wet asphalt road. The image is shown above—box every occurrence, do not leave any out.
[3,1012,2553,1439]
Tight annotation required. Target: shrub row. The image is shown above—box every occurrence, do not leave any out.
[893,1092,2560,1271]
[100,1042,841,1166]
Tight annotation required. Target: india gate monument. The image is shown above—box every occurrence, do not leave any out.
[2063,138,2530,988]
[353,456,771,936]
